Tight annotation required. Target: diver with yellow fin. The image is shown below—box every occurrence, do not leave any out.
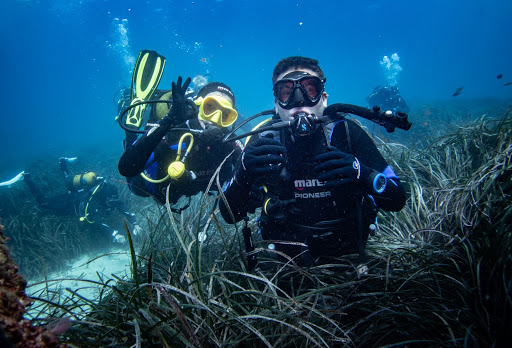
[119,50,166,151]
[118,77,242,209]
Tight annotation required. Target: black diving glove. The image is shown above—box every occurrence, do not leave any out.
[234,136,287,187]
[198,126,224,147]
[314,146,386,193]
[161,76,192,129]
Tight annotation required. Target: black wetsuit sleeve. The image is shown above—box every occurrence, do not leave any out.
[341,120,406,212]
[219,175,252,224]
[118,117,173,178]
[219,140,253,224]
[231,140,243,167]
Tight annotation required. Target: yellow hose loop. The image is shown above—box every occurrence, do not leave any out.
[81,183,102,223]
[176,132,194,161]
[139,132,194,184]
[140,172,169,184]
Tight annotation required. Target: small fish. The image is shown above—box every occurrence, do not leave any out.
[504,82,512,86]
[452,87,464,97]
[497,74,503,79]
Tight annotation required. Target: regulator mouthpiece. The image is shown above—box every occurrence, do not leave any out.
[292,112,315,136]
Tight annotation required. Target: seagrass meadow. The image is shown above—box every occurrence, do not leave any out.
[1,101,511,347]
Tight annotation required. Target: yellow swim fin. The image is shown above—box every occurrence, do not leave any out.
[125,50,166,129]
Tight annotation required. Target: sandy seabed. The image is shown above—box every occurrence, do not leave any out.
[26,247,133,318]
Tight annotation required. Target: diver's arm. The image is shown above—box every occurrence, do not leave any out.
[347,121,406,212]
[119,76,191,178]
[372,174,406,212]
[217,141,247,223]
[219,139,259,224]
[219,175,252,224]
[125,175,151,198]
[118,119,173,177]
[219,137,286,224]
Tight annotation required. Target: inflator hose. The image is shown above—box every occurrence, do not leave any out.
[323,103,412,132]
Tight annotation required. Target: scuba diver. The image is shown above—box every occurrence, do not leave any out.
[366,85,409,114]
[217,56,407,267]
[118,79,243,208]
[4,157,141,243]
[116,49,241,210]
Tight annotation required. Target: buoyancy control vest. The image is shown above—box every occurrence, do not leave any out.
[255,119,378,256]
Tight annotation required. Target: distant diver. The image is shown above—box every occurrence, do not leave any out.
[367,53,409,114]
[366,85,409,113]
[1,157,141,243]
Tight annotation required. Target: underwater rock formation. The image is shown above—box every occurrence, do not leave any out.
[0,220,67,347]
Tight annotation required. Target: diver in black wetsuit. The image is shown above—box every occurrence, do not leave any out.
[118,81,243,207]
[23,157,140,242]
[366,85,409,114]
[219,57,407,266]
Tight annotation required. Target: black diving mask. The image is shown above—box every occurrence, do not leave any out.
[273,71,326,110]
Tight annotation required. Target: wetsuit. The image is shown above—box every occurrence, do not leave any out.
[119,118,242,205]
[220,118,406,262]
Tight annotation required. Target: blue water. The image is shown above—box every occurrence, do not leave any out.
[0,0,511,177]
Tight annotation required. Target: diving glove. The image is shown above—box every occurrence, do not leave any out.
[234,136,287,187]
[161,76,192,129]
[314,146,386,193]
[198,126,224,146]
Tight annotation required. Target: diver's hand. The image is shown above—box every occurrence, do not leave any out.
[314,146,371,188]
[198,126,224,146]
[235,136,287,186]
[162,76,192,128]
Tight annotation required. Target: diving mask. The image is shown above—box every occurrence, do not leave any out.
[196,96,238,127]
[273,71,325,110]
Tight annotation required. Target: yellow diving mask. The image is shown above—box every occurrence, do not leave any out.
[195,96,238,127]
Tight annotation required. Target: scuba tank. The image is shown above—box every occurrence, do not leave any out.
[65,172,101,192]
